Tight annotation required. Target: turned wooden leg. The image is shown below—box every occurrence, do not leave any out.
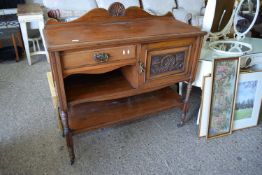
[11,33,19,62]
[177,81,193,127]
[61,111,75,165]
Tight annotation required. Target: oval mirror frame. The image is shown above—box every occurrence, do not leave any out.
[209,40,253,56]
[234,0,260,40]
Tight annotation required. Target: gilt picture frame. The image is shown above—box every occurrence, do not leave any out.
[207,57,240,139]
[233,71,262,130]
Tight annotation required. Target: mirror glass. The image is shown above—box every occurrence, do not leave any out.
[209,41,252,56]
[234,0,259,37]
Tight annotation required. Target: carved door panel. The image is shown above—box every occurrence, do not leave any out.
[147,47,188,80]
[140,38,195,85]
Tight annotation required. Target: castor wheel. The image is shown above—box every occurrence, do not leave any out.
[70,158,75,165]
[177,121,184,128]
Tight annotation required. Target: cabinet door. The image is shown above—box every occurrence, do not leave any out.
[140,38,197,86]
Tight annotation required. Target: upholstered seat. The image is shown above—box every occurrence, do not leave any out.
[43,0,192,24]
[141,0,192,24]
[43,0,98,20]
[176,0,206,27]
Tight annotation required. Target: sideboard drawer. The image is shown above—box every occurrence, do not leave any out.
[61,45,136,70]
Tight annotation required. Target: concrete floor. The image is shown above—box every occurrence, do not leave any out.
[0,57,262,175]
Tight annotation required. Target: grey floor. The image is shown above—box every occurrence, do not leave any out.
[0,56,262,175]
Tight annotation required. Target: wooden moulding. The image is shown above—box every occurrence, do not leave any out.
[68,87,183,134]
[45,7,172,25]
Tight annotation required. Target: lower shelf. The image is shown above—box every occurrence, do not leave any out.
[68,87,184,134]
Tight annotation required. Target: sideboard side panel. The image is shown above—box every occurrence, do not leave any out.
[50,52,68,112]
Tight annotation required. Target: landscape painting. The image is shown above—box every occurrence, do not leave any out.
[233,72,262,130]
[207,58,239,139]
[234,80,257,121]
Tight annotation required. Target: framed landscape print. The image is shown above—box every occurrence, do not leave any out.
[207,57,240,139]
[233,71,262,130]
[198,75,212,138]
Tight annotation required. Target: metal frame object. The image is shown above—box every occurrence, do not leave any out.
[205,0,260,56]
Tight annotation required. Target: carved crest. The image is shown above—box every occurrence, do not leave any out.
[108,2,126,16]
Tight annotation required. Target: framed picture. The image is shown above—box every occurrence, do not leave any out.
[207,57,240,139]
[233,71,262,130]
[198,75,212,138]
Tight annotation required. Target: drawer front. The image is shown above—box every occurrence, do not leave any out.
[61,45,136,69]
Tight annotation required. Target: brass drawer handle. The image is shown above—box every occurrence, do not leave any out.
[93,53,109,63]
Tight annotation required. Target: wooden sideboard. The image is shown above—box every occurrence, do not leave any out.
[44,4,205,164]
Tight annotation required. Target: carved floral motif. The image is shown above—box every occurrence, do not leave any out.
[150,52,185,76]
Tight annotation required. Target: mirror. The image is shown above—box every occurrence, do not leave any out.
[234,0,260,40]
[206,0,260,56]
[203,0,260,42]
[209,40,252,56]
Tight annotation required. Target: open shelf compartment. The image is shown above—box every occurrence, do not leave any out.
[68,87,184,134]
[64,69,136,105]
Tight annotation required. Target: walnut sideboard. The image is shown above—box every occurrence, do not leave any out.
[44,5,206,164]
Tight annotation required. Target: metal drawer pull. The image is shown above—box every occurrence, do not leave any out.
[93,53,109,63]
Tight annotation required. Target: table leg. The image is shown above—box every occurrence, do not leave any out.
[11,33,19,62]
[178,81,193,127]
[179,82,183,96]
[16,31,24,49]
[39,20,50,63]
[20,21,32,65]
[60,111,75,165]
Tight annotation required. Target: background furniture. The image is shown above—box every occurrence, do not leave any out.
[0,28,23,62]
[45,6,205,164]
[176,0,206,27]
[206,0,260,56]
[17,3,49,65]
[0,14,24,62]
[42,0,193,24]
[43,0,98,21]
[0,0,25,9]
[141,0,192,23]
